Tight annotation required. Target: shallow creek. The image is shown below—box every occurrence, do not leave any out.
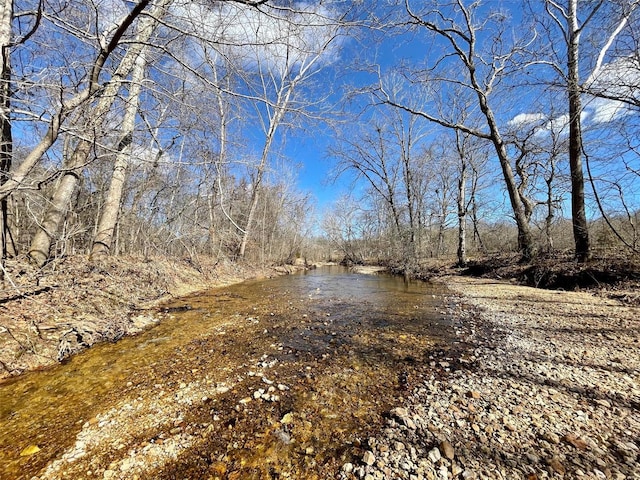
[0,266,455,479]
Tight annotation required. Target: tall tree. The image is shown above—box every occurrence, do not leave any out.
[89,45,149,261]
[551,0,591,261]
[376,0,536,260]
[542,0,639,261]
[0,0,13,269]
[28,0,159,266]
[233,3,344,259]
[0,0,41,271]
[331,106,428,271]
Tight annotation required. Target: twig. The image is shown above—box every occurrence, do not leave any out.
[0,262,22,296]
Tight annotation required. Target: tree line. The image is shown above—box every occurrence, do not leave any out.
[325,0,639,271]
[0,0,345,275]
[0,0,638,278]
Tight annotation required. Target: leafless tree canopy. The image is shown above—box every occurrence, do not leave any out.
[0,0,638,273]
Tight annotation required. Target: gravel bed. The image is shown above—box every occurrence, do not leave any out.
[342,276,640,480]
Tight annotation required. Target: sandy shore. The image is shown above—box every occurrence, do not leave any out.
[346,276,639,480]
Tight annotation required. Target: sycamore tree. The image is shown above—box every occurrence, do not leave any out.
[225,2,345,259]
[0,0,156,266]
[534,0,639,261]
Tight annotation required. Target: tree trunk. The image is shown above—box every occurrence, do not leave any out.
[0,0,12,274]
[477,94,534,260]
[238,97,290,259]
[568,0,591,263]
[90,48,147,262]
[29,140,91,265]
[470,166,485,254]
[457,163,467,267]
[28,0,159,266]
[238,159,265,259]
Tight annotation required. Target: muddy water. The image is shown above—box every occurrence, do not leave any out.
[0,266,454,479]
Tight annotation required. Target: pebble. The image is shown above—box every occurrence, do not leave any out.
[439,440,454,460]
[349,280,640,480]
[363,451,376,466]
[428,447,441,463]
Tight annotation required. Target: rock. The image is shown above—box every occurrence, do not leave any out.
[439,440,455,460]
[390,407,409,419]
[389,407,417,430]
[525,453,540,464]
[428,447,442,463]
[541,431,561,444]
[437,465,449,479]
[342,462,354,473]
[273,429,291,444]
[466,391,481,400]
[119,458,134,472]
[363,450,376,466]
[547,457,566,475]
[563,433,588,450]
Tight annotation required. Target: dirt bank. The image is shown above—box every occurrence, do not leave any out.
[0,255,292,381]
[348,275,639,479]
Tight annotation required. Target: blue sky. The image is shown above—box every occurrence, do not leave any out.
[274,0,640,227]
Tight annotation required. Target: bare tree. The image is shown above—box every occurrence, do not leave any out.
[375,0,536,260]
[89,44,150,261]
[231,3,344,259]
[0,0,41,271]
[534,1,639,260]
[0,0,13,268]
[331,104,429,271]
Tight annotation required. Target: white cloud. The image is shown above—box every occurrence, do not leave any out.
[585,56,640,100]
[587,97,629,124]
[507,112,546,127]
[583,56,638,123]
[170,2,343,78]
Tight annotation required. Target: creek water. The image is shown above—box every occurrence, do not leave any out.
[0,266,454,479]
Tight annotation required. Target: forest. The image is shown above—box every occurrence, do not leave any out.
[0,0,639,275]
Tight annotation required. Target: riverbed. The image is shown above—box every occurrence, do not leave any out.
[0,266,454,479]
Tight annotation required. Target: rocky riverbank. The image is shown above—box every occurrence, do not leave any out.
[344,276,639,480]
[3,265,639,479]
